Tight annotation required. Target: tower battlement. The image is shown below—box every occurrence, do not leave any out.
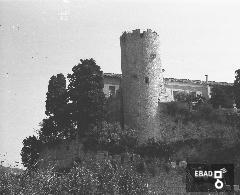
[120,29,159,44]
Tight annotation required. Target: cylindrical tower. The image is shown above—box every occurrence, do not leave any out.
[120,29,164,143]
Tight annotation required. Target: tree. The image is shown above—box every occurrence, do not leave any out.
[233,69,240,108]
[173,91,205,111]
[21,135,41,170]
[104,88,123,124]
[87,122,137,154]
[38,117,59,144]
[67,59,106,137]
[43,73,73,141]
[38,117,75,144]
[174,91,194,102]
[210,85,234,108]
[45,73,67,118]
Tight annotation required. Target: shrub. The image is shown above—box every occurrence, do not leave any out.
[163,101,239,125]
[64,165,99,194]
[135,138,172,160]
[163,101,190,120]
[0,156,151,194]
[104,89,123,124]
[117,165,149,194]
[210,85,234,109]
[89,122,138,154]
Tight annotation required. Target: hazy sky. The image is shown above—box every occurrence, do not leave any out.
[0,0,240,168]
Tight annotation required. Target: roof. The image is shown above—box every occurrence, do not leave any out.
[104,73,122,79]
[164,78,233,86]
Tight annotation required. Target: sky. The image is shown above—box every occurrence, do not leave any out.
[0,0,240,168]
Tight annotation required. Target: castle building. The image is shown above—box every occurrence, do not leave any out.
[104,29,233,142]
[120,29,168,142]
[38,29,234,169]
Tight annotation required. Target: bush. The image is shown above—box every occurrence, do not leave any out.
[104,89,123,124]
[0,157,150,194]
[163,101,240,126]
[89,122,138,154]
[117,165,149,194]
[210,85,234,108]
[163,101,190,120]
[135,138,172,160]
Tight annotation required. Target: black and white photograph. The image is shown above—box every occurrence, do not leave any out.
[0,0,240,194]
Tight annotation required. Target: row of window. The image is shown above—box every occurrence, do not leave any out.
[108,84,202,98]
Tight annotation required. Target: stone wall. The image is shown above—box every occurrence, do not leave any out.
[38,139,85,169]
[38,139,141,170]
[120,29,168,143]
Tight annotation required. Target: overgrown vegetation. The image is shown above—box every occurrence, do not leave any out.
[1,156,153,194]
[208,68,240,109]
[21,63,240,170]
[17,63,240,193]
[104,89,123,124]
[4,139,240,194]
[21,59,107,170]
[82,122,137,154]
[210,85,234,108]
[162,100,240,127]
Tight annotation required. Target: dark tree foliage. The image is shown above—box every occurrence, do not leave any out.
[45,73,67,117]
[104,88,123,124]
[163,101,190,120]
[38,117,60,144]
[135,138,171,160]
[38,117,75,145]
[164,100,240,126]
[234,69,240,108]
[174,91,195,102]
[210,85,234,108]
[21,59,106,169]
[41,73,73,144]
[21,135,42,170]
[82,122,137,154]
[67,59,106,136]
[173,91,206,111]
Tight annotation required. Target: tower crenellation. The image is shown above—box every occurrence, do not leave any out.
[120,29,159,44]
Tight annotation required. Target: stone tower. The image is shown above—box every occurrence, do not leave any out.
[120,29,165,143]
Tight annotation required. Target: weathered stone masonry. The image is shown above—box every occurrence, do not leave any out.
[120,29,167,143]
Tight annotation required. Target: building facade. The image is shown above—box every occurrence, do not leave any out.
[103,73,233,101]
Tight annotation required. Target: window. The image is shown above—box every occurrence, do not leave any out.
[190,91,197,97]
[109,86,116,96]
[150,53,156,60]
[173,91,179,100]
[132,74,138,79]
[145,77,149,84]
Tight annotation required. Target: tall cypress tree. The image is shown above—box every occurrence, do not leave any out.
[45,73,67,117]
[43,73,72,141]
[67,58,106,137]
